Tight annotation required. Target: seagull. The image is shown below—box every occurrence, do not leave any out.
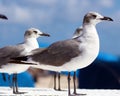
[53,26,83,92]
[10,12,113,95]
[0,28,50,94]
[0,13,8,20]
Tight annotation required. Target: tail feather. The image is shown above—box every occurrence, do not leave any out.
[10,56,37,65]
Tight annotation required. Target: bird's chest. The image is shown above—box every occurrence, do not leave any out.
[61,35,100,71]
[79,34,100,61]
[21,44,39,55]
[25,40,39,51]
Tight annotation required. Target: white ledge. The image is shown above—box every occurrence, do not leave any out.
[0,87,120,96]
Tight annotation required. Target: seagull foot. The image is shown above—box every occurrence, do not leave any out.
[13,91,27,94]
[55,88,66,91]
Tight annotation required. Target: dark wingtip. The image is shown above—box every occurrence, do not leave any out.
[0,14,8,20]
[9,60,37,65]
[11,56,28,61]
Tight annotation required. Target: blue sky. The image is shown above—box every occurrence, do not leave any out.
[0,0,120,56]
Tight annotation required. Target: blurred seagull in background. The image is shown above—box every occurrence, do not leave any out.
[0,13,8,20]
[0,28,50,94]
[10,12,113,96]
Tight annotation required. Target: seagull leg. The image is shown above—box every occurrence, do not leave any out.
[14,73,19,93]
[12,74,16,94]
[73,71,86,96]
[13,73,25,94]
[54,72,63,91]
[58,73,61,91]
[73,71,77,94]
[2,74,12,88]
[8,75,12,88]
[2,73,6,81]
[54,73,57,90]
[68,72,71,96]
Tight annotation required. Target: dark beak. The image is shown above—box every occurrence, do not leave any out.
[0,14,8,20]
[40,33,50,37]
[101,16,113,21]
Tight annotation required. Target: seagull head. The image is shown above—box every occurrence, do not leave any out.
[83,12,113,25]
[72,27,83,39]
[24,28,50,39]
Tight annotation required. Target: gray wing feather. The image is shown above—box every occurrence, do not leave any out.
[31,39,81,66]
[0,45,25,66]
[31,48,46,54]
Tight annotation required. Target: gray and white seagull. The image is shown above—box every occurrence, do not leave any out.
[0,28,50,94]
[53,26,83,92]
[10,12,113,95]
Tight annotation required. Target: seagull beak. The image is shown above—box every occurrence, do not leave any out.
[0,14,8,20]
[100,16,113,21]
[40,33,50,37]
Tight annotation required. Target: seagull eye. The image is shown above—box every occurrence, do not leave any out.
[92,15,97,18]
[33,31,38,34]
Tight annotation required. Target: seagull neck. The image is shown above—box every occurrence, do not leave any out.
[82,23,97,34]
[83,22,96,27]
[24,37,39,48]
[74,23,99,43]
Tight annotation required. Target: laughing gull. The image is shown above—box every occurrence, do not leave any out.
[10,12,113,95]
[0,14,8,20]
[53,26,83,92]
[0,28,50,94]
